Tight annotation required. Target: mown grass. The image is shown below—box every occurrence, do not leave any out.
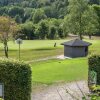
[0,39,99,61]
[0,40,66,61]
[31,58,88,84]
[30,39,99,84]
[0,39,99,84]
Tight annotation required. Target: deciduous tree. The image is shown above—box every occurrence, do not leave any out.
[64,0,91,40]
[0,16,18,58]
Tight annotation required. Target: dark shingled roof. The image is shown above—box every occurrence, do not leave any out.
[61,39,92,47]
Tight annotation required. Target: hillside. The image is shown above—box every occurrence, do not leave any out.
[0,0,99,40]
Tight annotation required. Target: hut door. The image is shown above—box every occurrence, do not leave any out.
[85,47,88,56]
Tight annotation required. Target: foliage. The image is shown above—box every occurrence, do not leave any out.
[0,58,31,100]
[0,16,18,58]
[66,84,100,100]
[32,9,47,24]
[89,0,100,5]
[15,15,22,23]
[83,5,99,38]
[93,5,100,35]
[8,6,24,18]
[88,55,100,85]
[19,22,35,39]
[64,0,99,40]
[48,25,57,39]
[0,7,8,16]
[0,0,99,40]
[37,20,49,39]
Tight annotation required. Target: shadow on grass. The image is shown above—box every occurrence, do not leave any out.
[33,47,58,51]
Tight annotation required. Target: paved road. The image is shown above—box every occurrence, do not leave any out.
[32,81,90,100]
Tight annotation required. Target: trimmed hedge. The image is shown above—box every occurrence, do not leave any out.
[88,55,100,85]
[0,58,31,100]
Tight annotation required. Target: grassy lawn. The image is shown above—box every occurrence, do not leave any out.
[32,58,88,84]
[30,39,100,84]
[0,39,99,84]
[0,39,99,61]
[0,40,66,61]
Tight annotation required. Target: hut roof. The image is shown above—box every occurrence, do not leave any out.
[61,39,92,47]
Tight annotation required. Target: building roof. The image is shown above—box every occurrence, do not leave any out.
[61,39,92,47]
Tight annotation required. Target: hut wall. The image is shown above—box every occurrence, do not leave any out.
[64,46,73,57]
[71,46,86,58]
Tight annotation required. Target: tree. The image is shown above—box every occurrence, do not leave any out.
[89,0,100,5]
[48,25,57,39]
[8,6,24,18]
[64,0,89,40]
[58,27,64,38]
[0,7,8,16]
[93,5,100,35]
[32,9,47,24]
[19,22,35,40]
[44,6,58,18]
[23,8,35,23]
[0,16,18,58]
[15,15,22,23]
[37,20,49,39]
[29,0,38,8]
[83,6,99,39]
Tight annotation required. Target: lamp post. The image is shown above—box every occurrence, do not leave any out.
[15,38,23,61]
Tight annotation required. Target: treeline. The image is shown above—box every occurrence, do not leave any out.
[17,19,64,40]
[0,0,68,19]
[0,0,100,40]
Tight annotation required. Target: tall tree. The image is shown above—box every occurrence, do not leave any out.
[64,0,89,40]
[93,5,100,35]
[19,22,35,40]
[0,16,18,58]
[48,25,57,39]
[37,20,49,39]
[32,9,47,24]
[83,6,99,39]
[15,15,22,23]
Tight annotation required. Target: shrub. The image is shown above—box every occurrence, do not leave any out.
[0,58,31,100]
[88,55,100,85]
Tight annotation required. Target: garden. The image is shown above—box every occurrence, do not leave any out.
[0,38,100,100]
[0,0,100,100]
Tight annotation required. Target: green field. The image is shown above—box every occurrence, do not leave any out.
[0,39,100,84]
[30,39,99,84]
[32,58,88,84]
[0,40,66,61]
[0,39,99,61]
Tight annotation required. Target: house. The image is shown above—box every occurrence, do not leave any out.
[61,39,92,58]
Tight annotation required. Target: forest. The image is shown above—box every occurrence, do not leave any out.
[0,0,100,40]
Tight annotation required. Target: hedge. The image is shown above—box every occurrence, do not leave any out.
[0,58,31,100]
[88,55,100,85]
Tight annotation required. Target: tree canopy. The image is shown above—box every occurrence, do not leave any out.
[0,0,99,40]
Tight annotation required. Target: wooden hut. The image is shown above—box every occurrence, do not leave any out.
[61,39,92,58]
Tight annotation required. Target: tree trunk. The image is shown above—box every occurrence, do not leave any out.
[79,33,83,40]
[89,35,92,39]
[4,41,8,58]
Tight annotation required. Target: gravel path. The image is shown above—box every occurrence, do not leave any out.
[32,81,90,100]
[27,55,71,63]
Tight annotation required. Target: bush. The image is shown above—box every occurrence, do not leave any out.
[88,55,100,85]
[0,58,31,100]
